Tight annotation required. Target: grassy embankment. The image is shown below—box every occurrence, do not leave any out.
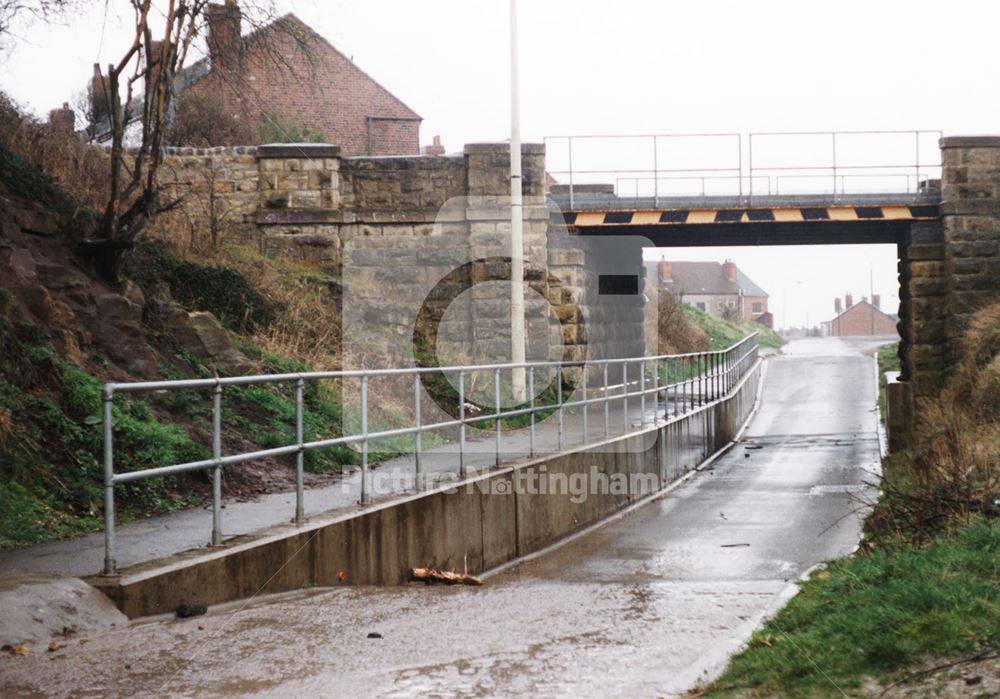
[0,139,363,547]
[682,304,784,351]
[702,306,1000,697]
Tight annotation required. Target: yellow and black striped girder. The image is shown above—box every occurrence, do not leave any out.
[560,205,939,227]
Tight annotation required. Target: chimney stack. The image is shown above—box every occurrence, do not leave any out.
[90,63,109,124]
[872,294,881,310]
[834,297,842,314]
[845,293,854,308]
[47,103,75,133]
[206,0,242,66]
[421,135,446,156]
[722,260,737,282]
[658,259,672,283]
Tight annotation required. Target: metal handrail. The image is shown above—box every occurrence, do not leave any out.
[544,130,943,207]
[99,334,760,574]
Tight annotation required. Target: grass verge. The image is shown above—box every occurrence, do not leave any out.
[706,518,1000,698]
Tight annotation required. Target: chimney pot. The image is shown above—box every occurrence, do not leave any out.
[845,293,854,308]
[834,297,843,314]
[872,294,881,310]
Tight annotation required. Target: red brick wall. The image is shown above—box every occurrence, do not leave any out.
[831,302,898,336]
[184,15,420,156]
[742,294,768,322]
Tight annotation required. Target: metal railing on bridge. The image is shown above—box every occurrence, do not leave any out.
[98,334,759,574]
[543,130,943,208]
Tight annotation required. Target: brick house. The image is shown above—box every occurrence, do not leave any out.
[649,259,772,327]
[91,2,421,155]
[823,294,899,337]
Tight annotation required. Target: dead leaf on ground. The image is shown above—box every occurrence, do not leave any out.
[47,641,64,652]
[10,644,30,656]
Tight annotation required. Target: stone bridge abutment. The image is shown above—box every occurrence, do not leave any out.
[159,136,1000,443]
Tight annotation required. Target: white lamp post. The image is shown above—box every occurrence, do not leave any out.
[510,0,527,403]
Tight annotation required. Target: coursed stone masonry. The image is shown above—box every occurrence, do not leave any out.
[160,142,645,371]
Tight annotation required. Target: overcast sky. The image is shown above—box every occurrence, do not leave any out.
[3,1,998,328]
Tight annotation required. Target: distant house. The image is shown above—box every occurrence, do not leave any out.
[90,2,421,155]
[649,259,772,327]
[822,294,898,337]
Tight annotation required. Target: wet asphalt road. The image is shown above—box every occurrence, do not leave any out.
[0,337,885,698]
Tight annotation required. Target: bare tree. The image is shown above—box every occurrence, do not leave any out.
[0,0,73,47]
[79,0,311,280]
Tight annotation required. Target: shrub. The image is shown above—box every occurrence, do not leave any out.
[257,112,327,144]
[126,239,279,332]
[167,91,255,147]
[868,303,1000,542]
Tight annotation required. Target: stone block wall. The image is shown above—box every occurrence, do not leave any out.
[902,137,1000,412]
[158,146,259,239]
[160,140,650,376]
[940,137,1000,362]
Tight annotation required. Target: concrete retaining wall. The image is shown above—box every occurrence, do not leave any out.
[95,362,762,618]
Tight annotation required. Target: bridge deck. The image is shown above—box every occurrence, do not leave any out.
[549,192,941,246]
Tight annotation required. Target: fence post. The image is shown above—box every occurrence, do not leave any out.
[622,361,629,434]
[494,368,502,469]
[557,366,564,451]
[582,363,588,444]
[652,357,659,422]
[673,358,679,418]
[360,375,369,505]
[212,380,223,545]
[603,362,610,438]
[102,386,116,576]
[639,360,646,427]
[458,371,466,478]
[528,368,535,458]
[295,377,304,524]
[414,373,422,489]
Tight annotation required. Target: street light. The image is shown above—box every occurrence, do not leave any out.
[509,0,527,403]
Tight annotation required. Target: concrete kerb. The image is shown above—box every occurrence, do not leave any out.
[91,359,765,618]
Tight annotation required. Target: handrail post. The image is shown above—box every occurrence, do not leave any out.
[102,386,116,576]
[622,361,629,434]
[603,362,610,438]
[458,371,466,478]
[652,135,659,207]
[651,357,658,424]
[212,380,223,545]
[672,357,679,418]
[414,373,422,489]
[494,368,502,469]
[701,354,707,405]
[360,374,369,505]
[557,365,564,451]
[528,368,536,458]
[294,377,304,524]
[832,131,838,201]
[639,360,646,427]
[568,136,574,209]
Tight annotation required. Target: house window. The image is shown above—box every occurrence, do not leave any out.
[752,302,763,313]
[696,302,706,311]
